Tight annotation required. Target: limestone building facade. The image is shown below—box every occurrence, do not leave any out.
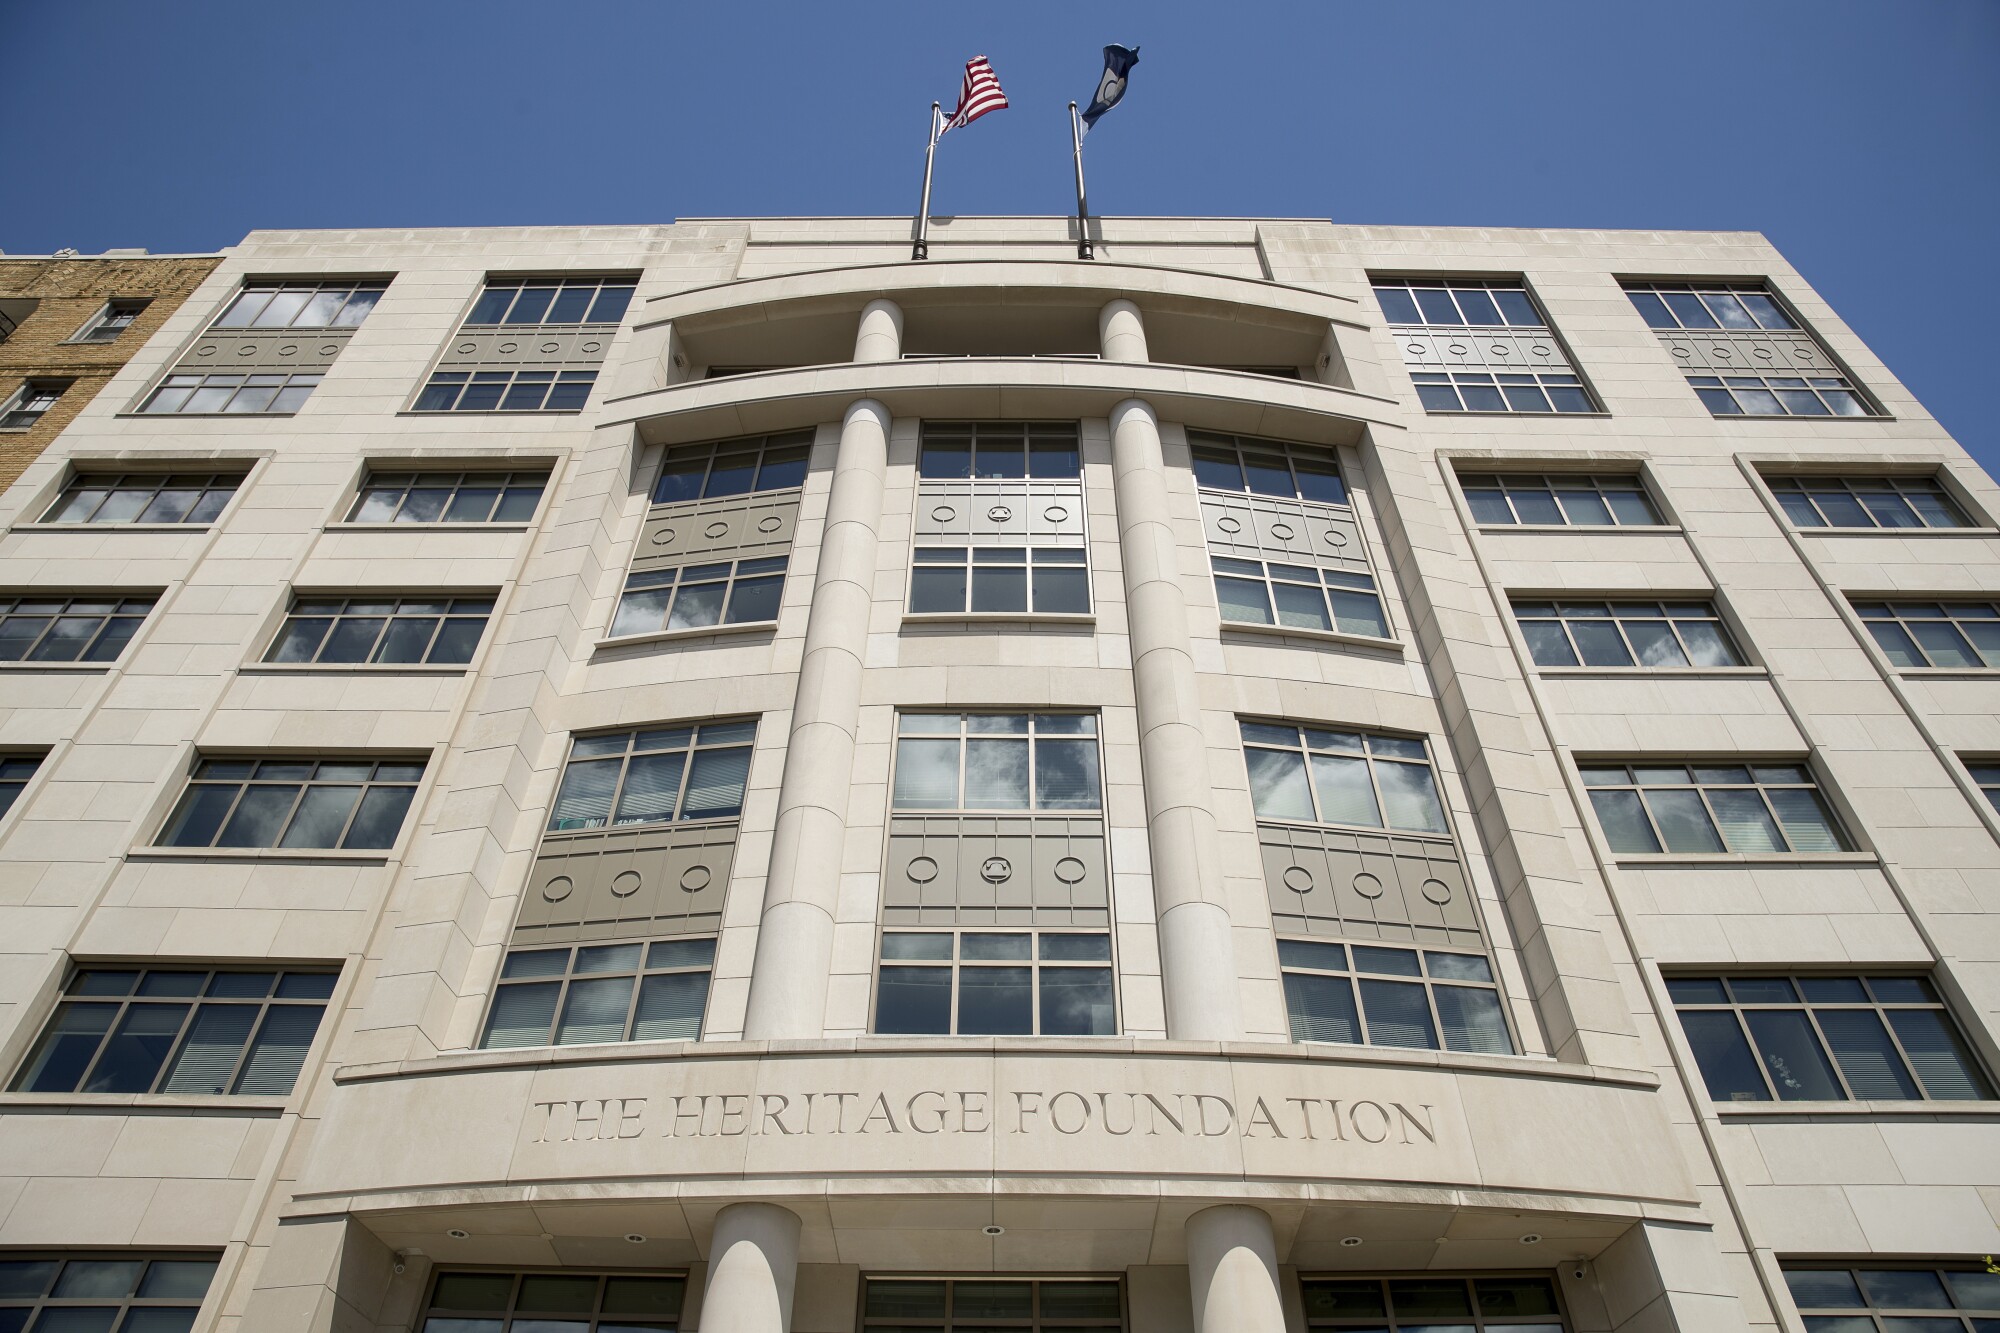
[0,217,1996,1332]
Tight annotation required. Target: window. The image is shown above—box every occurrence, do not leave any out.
[464,276,636,328]
[420,1271,685,1332]
[41,471,242,525]
[0,594,154,663]
[140,371,322,414]
[1459,472,1662,527]
[480,938,714,1049]
[1967,760,2000,816]
[1687,372,1870,417]
[874,930,1114,1036]
[1784,1264,2000,1331]
[73,298,149,343]
[653,432,811,503]
[1280,939,1512,1054]
[1240,722,1449,834]
[1581,761,1848,855]
[1624,280,1799,332]
[413,368,596,413]
[547,722,754,832]
[1668,973,1993,1103]
[861,1278,1123,1329]
[1191,433,1347,504]
[910,548,1089,615]
[919,421,1080,479]
[1211,557,1389,638]
[892,713,1101,812]
[212,279,385,330]
[1409,371,1594,414]
[608,558,786,637]
[1855,600,2000,670]
[1513,599,1746,669]
[263,595,492,666]
[1301,1275,1565,1329]
[1373,278,1549,329]
[159,757,425,851]
[1,380,68,429]
[10,965,335,1096]
[347,469,548,524]
[0,755,41,819]
[1768,475,1972,529]
[0,1254,219,1331]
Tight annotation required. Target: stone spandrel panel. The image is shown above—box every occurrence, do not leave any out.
[1261,823,1484,950]
[1389,324,1578,376]
[433,324,620,372]
[1199,491,1374,578]
[914,479,1088,547]
[633,491,800,572]
[1654,326,1840,376]
[883,814,1108,927]
[171,326,357,373]
[512,821,737,945]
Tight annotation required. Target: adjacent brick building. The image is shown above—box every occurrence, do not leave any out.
[0,251,221,488]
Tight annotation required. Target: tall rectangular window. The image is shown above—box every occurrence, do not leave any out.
[1512,599,1746,669]
[1783,1264,2000,1330]
[1623,280,1875,416]
[11,965,335,1096]
[421,1271,685,1331]
[1458,472,1662,527]
[158,757,425,851]
[41,471,243,525]
[1,380,69,429]
[1580,761,1849,855]
[346,469,548,524]
[481,938,714,1049]
[1301,1275,1566,1328]
[547,722,755,832]
[874,930,1115,1036]
[0,594,154,664]
[0,1254,219,1329]
[1855,600,2000,669]
[861,1277,1122,1328]
[1767,474,1971,529]
[1373,276,1596,414]
[263,594,492,667]
[1669,973,1993,1103]
[892,713,1101,812]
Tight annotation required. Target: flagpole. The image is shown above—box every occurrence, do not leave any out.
[914,101,941,261]
[1070,102,1092,260]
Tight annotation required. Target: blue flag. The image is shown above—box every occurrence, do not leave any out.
[1079,44,1139,137]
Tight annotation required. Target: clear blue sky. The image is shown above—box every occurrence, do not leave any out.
[5,1,1994,475]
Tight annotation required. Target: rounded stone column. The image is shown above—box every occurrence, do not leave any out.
[1109,394,1242,1041]
[1185,1205,1286,1333]
[853,298,905,364]
[700,1202,802,1332]
[1098,298,1149,363]
[742,397,891,1039]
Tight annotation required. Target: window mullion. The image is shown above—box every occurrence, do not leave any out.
[220,1000,268,1094]
[1797,999,1858,1102]
[70,996,130,1093]
[1737,1007,1781,1100]
[619,966,644,1041]
[269,780,311,846]
[331,775,371,846]
[205,782,253,848]
[1873,1003,1935,1102]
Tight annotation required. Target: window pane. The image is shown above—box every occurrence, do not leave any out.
[1358,978,1438,1048]
[1745,1010,1845,1100]
[233,1003,324,1094]
[81,1003,188,1093]
[1246,748,1314,821]
[613,752,686,825]
[957,966,1032,1035]
[1785,1269,1864,1308]
[13,1003,115,1091]
[1815,1009,1921,1099]
[1284,971,1360,1044]
[969,563,1027,613]
[632,971,709,1041]
[216,785,299,848]
[964,738,1030,808]
[1765,788,1846,852]
[1435,985,1511,1054]
[1035,738,1100,810]
[276,785,361,848]
[1645,789,1725,853]
[875,966,951,1033]
[1681,1010,1769,1101]
[1707,790,1786,854]
[555,975,634,1044]
[1859,1270,1953,1309]
[892,738,959,809]
[1521,621,1580,667]
[343,784,415,849]
[1377,761,1447,833]
[1308,753,1381,827]
[1886,1009,1993,1099]
[682,747,751,819]
[160,1003,258,1094]
[482,981,559,1048]
[549,757,619,830]
[1031,564,1090,614]
[1039,967,1115,1035]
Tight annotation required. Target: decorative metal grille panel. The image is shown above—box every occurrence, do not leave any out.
[884,814,1108,926]
[172,327,356,374]
[1653,327,1839,376]
[434,326,620,371]
[1200,491,1373,577]
[513,821,737,944]
[634,492,800,571]
[1260,824,1483,948]
[915,480,1088,547]
[1389,324,1576,375]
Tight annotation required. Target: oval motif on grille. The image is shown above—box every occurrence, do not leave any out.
[1216,516,1242,534]
[539,341,560,354]
[237,344,257,356]
[196,343,217,356]
[1282,865,1315,894]
[458,341,477,354]
[1532,343,1554,359]
[1709,344,1735,360]
[541,874,574,902]
[981,856,1012,884]
[1053,856,1087,885]
[1269,522,1295,540]
[581,341,601,354]
[1671,345,1692,359]
[1792,344,1817,361]
[1488,343,1511,358]
[498,341,519,354]
[278,344,298,357]
[611,870,642,898]
[679,865,712,893]
[1445,342,1468,356]
[1405,341,1426,357]
[704,521,729,538]
[907,856,939,885]
[1352,872,1384,900]
[931,505,955,523]
[1753,345,1776,360]
[320,344,339,356]
[1044,506,1067,523]
[652,527,676,546]
[987,505,1012,523]
[1323,529,1349,547]
[757,515,782,532]
[1420,877,1452,906]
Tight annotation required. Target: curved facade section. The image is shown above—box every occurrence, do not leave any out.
[0,216,1995,1333]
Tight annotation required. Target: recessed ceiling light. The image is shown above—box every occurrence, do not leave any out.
[982,1225,1005,1237]
[1339,1236,1363,1248]
[446,1229,469,1240]
[625,1234,647,1244]
[1519,1234,1543,1245]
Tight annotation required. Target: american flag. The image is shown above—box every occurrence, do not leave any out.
[940,55,1009,134]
